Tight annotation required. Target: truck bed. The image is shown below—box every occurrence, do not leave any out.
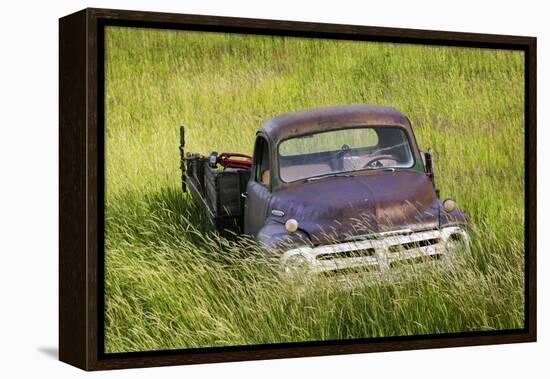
[185,156,251,234]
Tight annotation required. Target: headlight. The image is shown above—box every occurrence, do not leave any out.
[285,218,299,233]
[442,199,457,213]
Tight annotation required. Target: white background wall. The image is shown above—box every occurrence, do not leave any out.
[0,0,547,377]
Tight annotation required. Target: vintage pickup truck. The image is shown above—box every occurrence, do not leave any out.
[179,104,470,276]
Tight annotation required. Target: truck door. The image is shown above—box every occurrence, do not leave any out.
[244,135,271,237]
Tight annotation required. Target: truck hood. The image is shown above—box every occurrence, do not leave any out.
[269,170,440,244]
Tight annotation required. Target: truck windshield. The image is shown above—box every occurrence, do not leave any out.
[278,126,414,182]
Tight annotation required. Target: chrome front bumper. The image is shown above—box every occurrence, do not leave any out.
[280,226,470,276]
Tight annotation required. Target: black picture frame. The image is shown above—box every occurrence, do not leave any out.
[59,7,537,371]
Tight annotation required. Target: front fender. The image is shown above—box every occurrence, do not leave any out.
[439,200,468,227]
[256,221,311,254]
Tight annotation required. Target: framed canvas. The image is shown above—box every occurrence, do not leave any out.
[59,8,537,371]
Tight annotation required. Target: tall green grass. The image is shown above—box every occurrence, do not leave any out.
[104,26,525,353]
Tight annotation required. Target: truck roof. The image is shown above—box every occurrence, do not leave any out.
[259,104,412,143]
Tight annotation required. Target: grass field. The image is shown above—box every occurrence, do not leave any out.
[104,26,525,353]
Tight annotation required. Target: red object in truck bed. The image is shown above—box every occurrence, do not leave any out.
[219,152,252,169]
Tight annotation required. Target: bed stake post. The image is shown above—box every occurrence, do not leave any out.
[179,126,186,192]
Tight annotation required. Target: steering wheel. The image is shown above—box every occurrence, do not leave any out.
[363,155,396,168]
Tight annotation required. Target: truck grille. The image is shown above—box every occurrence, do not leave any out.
[316,248,376,261]
[388,252,443,269]
[388,238,441,253]
[280,227,470,277]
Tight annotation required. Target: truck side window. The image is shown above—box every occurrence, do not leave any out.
[254,137,270,187]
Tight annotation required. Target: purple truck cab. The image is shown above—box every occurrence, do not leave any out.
[181,105,470,275]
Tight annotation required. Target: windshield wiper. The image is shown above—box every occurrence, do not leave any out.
[306,173,355,182]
